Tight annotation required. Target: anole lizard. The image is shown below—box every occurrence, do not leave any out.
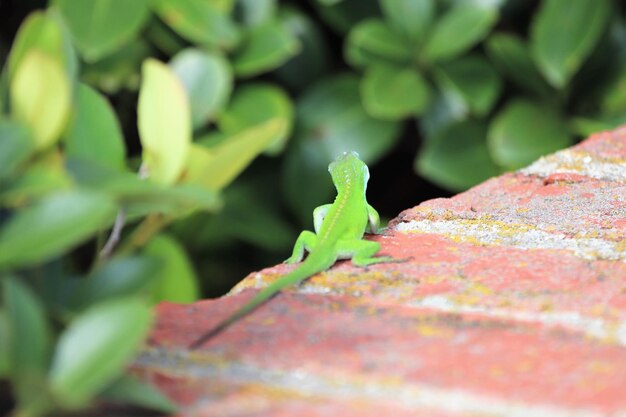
[189,151,393,348]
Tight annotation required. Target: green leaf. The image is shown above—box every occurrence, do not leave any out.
[0,309,8,377]
[170,49,232,129]
[81,39,151,94]
[7,10,77,82]
[434,54,502,116]
[530,0,610,88]
[295,75,401,162]
[0,191,117,269]
[55,0,151,62]
[485,32,551,96]
[102,374,177,413]
[417,120,500,191]
[421,3,498,63]
[138,59,192,185]
[419,88,467,138]
[236,0,276,27]
[568,116,619,137]
[274,6,331,91]
[0,120,33,180]
[50,297,153,409]
[345,19,412,67]
[119,184,220,218]
[488,99,572,169]
[296,75,402,161]
[205,181,295,251]
[283,140,336,226]
[71,257,161,310]
[65,84,126,170]
[3,279,50,374]
[286,75,401,223]
[10,50,72,150]
[66,159,221,216]
[569,18,626,105]
[184,118,286,191]
[218,83,293,154]
[144,234,199,304]
[313,0,379,34]
[0,152,73,204]
[213,0,235,14]
[153,0,239,50]
[361,64,430,120]
[379,0,434,44]
[146,184,221,216]
[3,278,52,413]
[598,66,626,116]
[233,22,300,77]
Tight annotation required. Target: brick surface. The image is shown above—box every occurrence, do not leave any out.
[135,127,626,417]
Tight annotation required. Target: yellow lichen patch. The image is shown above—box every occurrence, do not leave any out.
[589,303,623,320]
[538,301,554,312]
[497,299,513,308]
[402,217,540,242]
[185,348,240,366]
[231,272,286,293]
[514,360,534,373]
[413,206,433,216]
[489,366,506,378]
[448,233,486,246]
[601,155,626,164]
[450,293,484,307]
[329,301,344,312]
[587,361,615,374]
[414,324,453,338]
[260,317,277,326]
[422,275,448,285]
[308,271,374,296]
[239,382,318,402]
[466,282,493,297]
[293,269,408,298]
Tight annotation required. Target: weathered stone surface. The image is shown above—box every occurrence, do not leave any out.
[135,127,626,417]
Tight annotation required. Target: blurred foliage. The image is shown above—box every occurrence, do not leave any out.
[1,0,626,414]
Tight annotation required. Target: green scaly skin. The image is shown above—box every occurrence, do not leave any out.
[189,152,393,348]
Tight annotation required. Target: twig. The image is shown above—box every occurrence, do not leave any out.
[98,163,149,260]
[99,208,126,260]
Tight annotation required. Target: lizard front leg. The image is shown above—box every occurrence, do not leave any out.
[313,204,332,234]
[366,204,382,234]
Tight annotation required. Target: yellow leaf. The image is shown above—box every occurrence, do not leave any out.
[10,50,71,150]
[138,58,191,185]
[183,118,285,191]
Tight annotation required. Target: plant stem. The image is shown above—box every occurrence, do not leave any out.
[117,213,169,256]
[98,208,127,261]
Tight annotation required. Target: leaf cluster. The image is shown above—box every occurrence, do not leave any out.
[342,0,622,190]
[0,0,295,414]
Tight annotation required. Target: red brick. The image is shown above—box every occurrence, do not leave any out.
[136,127,626,416]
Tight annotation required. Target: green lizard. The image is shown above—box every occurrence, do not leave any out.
[189,151,393,348]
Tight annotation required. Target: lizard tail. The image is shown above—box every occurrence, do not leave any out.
[189,250,335,349]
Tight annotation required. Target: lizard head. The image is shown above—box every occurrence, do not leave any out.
[328,151,369,190]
